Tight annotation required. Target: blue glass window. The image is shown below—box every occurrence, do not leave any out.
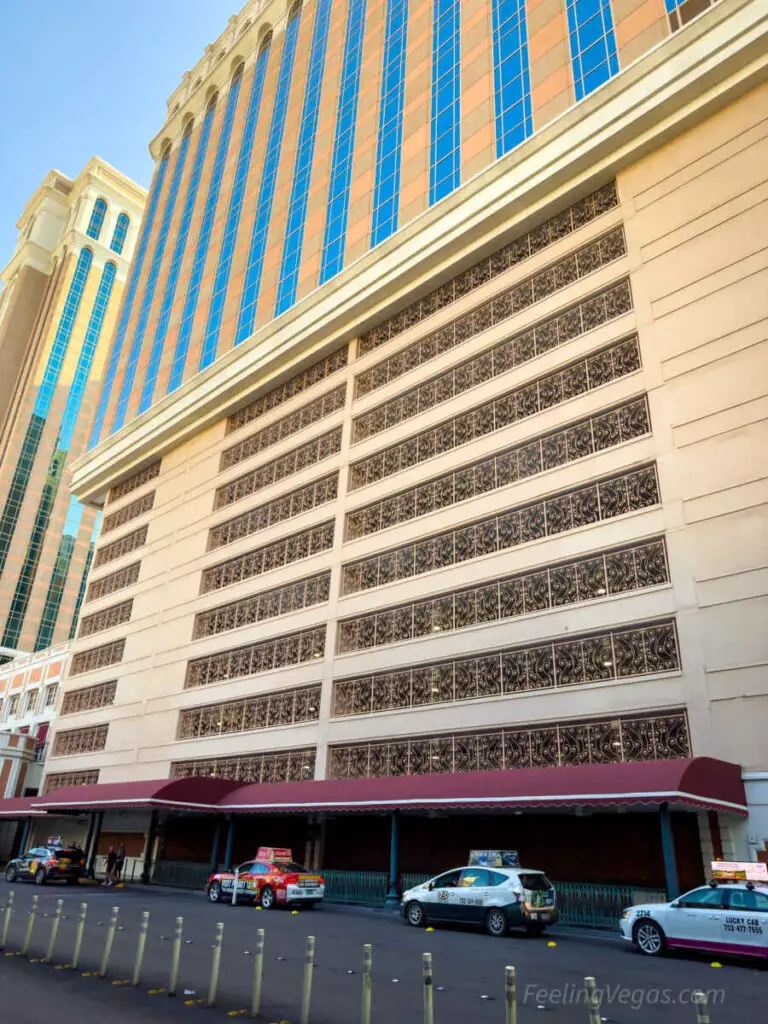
[138,109,217,413]
[199,37,272,371]
[167,72,243,394]
[371,0,409,246]
[236,5,303,346]
[34,498,85,651]
[68,512,102,641]
[492,0,533,158]
[566,0,619,102]
[430,0,461,203]
[110,213,130,255]
[275,0,333,316]
[86,197,107,240]
[0,247,93,575]
[319,0,367,284]
[88,151,170,448]
[111,136,192,433]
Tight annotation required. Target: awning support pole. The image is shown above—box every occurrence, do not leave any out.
[384,811,400,909]
[223,815,235,870]
[82,812,96,867]
[659,801,679,900]
[18,816,32,855]
[209,818,222,874]
[87,811,104,878]
[141,809,158,885]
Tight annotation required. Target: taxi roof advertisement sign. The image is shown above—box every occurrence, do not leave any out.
[469,850,520,867]
[257,847,292,863]
[711,861,768,882]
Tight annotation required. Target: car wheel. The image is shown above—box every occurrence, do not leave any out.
[634,919,665,957]
[4,864,17,883]
[405,901,426,927]
[34,868,47,886]
[259,886,275,910]
[208,882,223,903]
[486,908,508,937]
[525,923,546,937]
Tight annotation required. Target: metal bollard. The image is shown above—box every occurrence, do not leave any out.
[72,902,88,969]
[21,894,39,956]
[250,927,265,1018]
[301,935,315,1024]
[99,906,120,977]
[43,899,64,963]
[169,916,184,996]
[0,891,13,950]
[584,977,601,1024]
[231,868,239,906]
[693,991,711,1024]
[423,952,434,1024]
[505,965,517,1024]
[361,944,372,1024]
[132,911,150,987]
[207,922,224,1007]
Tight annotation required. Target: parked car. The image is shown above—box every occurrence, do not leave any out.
[401,865,558,937]
[620,882,768,959]
[206,851,325,909]
[5,845,85,886]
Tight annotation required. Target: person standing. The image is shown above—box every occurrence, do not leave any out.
[103,846,117,886]
[115,842,126,883]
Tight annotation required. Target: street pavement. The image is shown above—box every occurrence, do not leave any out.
[0,879,764,1023]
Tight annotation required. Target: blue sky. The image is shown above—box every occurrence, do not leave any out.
[0,0,231,269]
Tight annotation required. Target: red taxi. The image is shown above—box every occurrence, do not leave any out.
[206,847,325,909]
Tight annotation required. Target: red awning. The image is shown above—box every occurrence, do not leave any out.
[33,777,243,811]
[0,796,47,818]
[215,758,747,816]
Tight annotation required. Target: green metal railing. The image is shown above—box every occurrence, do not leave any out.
[321,870,389,906]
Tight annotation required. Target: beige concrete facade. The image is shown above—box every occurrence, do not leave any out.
[59,1,767,862]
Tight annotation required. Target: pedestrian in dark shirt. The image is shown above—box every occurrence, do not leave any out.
[115,843,126,883]
[103,846,117,886]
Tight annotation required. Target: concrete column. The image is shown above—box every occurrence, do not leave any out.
[659,802,679,900]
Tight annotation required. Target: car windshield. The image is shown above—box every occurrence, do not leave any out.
[519,873,552,890]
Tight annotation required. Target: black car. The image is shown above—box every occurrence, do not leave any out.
[5,846,85,886]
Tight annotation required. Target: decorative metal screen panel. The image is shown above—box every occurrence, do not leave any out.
[214,426,343,510]
[44,770,100,792]
[102,492,155,535]
[328,711,691,779]
[108,460,161,504]
[334,619,679,715]
[358,181,619,357]
[70,639,125,676]
[178,684,322,738]
[193,571,331,638]
[343,463,659,594]
[346,395,651,540]
[93,525,148,569]
[227,347,348,434]
[86,561,140,603]
[185,625,326,689]
[78,599,133,638]
[171,747,316,783]
[51,723,109,757]
[222,384,346,470]
[208,472,339,550]
[60,680,117,716]
[338,538,669,653]
[350,332,639,490]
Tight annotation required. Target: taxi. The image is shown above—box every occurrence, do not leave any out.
[5,844,85,886]
[401,850,558,937]
[620,862,768,959]
[206,847,325,909]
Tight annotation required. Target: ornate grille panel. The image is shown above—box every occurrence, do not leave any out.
[214,427,343,511]
[356,240,629,402]
[51,724,109,757]
[86,562,140,603]
[60,680,118,716]
[70,639,126,676]
[334,618,679,715]
[328,711,690,778]
[208,472,339,551]
[78,599,133,638]
[201,521,334,595]
[44,770,100,792]
[102,492,155,535]
[227,347,348,434]
[350,334,639,491]
[108,461,161,504]
[346,396,651,541]
[93,525,148,569]
[221,385,346,471]
[185,625,326,689]
[359,182,619,357]
[338,538,669,654]
[355,285,634,441]
[193,571,331,639]
[171,748,316,783]
[178,684,322,739]
[343,463,659,594]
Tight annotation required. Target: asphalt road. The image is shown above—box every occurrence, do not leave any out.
[0,879,764,1023]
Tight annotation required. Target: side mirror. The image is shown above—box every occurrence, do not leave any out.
[428,882,435,891]
[670,901,680,909]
